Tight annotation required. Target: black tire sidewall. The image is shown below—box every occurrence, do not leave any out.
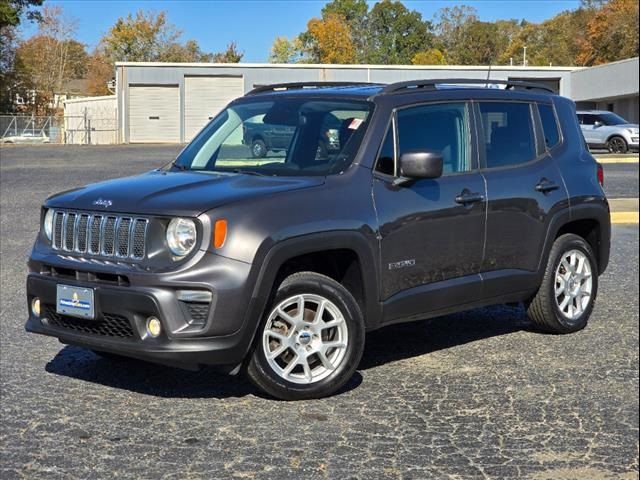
[608,136,628,154]
[547,235,598,331]
[249,273,365,400]
[251,139,267,158]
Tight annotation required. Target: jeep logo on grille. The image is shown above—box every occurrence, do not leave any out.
[92,198,113,208]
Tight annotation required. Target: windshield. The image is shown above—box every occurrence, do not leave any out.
[172,98,373,176]
[599,112,629,126]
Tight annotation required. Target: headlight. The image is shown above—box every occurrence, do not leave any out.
[43,209,54,241]
[166,218,197,257]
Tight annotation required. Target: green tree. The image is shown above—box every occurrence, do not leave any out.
[411,48,447,65]
[367,0,434,65]
[0,0,43,28]
[211,41,243,63]
[269,36,301,63]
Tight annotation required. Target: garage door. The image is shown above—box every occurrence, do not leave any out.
[129,85,180,143]
[184,76,244,141]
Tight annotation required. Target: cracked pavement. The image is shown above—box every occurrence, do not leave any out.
[1,145,638,479]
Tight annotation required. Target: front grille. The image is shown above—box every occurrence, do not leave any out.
[51,210,148,260]
[44,305,134,338]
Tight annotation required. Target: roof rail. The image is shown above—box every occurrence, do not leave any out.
[379,78,555,95]
[246,81,381,96]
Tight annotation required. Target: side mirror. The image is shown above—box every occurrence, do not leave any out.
[594,120,603,128]
[399,150,443,180]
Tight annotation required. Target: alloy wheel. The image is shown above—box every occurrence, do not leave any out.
[262,294,349,385]
[554,249,593,321]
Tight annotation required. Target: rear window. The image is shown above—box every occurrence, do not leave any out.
[538,104,561,149]
[479,102,536,168]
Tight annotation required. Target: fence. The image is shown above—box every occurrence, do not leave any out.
[1,112,117,145]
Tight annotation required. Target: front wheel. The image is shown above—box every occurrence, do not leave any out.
[527,234,598,334]
[607,135,628,153]
[251,139,267,158]
[246,272,365,400]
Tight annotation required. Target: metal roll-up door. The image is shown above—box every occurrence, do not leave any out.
[184,76,244,141]
[129,85,180,143]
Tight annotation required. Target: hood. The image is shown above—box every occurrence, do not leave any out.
[617,123,639,129]
[45,170,325,216]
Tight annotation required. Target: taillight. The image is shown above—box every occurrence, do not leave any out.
[597,163,604,186]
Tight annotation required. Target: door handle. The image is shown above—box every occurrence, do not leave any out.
[455,190,484,205]
[535,178,560,193]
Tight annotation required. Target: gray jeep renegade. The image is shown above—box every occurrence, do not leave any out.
[26,80,611,400]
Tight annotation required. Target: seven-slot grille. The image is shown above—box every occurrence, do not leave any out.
[51,210,148,260]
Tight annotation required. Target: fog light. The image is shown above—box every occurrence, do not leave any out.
[31,297,41,317]
[146,317,162,338]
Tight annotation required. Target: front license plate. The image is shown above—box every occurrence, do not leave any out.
[56,284,95,319]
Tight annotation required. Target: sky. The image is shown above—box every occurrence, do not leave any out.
[20,0,582,62]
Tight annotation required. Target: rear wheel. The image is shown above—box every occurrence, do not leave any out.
[246,272,365,400]
[527,234,598,334]
[607,135,628,153]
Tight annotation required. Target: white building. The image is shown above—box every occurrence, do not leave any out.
[112,58,639,144]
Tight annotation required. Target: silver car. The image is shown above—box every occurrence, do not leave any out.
[577,110,639,153]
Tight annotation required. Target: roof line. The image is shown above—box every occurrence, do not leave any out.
[114,61,578,71]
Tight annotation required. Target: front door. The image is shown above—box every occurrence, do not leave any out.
[372,102,486,317]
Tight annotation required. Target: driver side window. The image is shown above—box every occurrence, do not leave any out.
[396,103,471,175]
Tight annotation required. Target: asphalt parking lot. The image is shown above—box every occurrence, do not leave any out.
[1,145,638,479]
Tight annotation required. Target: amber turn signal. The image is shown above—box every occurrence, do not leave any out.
[213,219,227,249]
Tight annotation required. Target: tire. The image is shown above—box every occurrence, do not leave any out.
[607,135,628,154]
[527,234,598,334]
[246,272,365,400]
[251,139,267,158]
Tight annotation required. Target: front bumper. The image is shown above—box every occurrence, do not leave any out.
[25,251,261,371]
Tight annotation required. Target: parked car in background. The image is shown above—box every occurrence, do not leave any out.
[2,131,50,144]
[577,110,639,153]
[243,114,341,158]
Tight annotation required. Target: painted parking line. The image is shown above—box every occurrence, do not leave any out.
[596,157,639,164]
[611,212,639,224]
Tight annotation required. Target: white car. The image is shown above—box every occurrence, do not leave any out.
[577,110,639,153]
[2,132,50,144]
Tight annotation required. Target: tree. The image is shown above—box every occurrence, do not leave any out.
[99,10,182,63]
[303,13,356,64]
[13,6,87,114]
[0,0,43,28]
[269,36,301,63]
[432,5,478,64]
[321,0,369,61]
[86,51,114,96]
[412,48,447,65]
[578,0,639,65]
[211,41,243,63]
[367,0,434,65]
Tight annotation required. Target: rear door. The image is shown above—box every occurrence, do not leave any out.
[477,100,568,296]
[372,101,486,312]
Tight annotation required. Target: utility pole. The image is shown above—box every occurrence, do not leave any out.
[523,46,527,67]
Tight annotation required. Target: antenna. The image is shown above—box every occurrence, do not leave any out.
[485,64,492,88]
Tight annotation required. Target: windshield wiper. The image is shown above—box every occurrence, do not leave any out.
[229,169,267,176]
[171,161,188,171]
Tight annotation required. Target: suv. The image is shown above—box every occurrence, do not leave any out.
[26,80,611,400]
[577,110,639,153]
